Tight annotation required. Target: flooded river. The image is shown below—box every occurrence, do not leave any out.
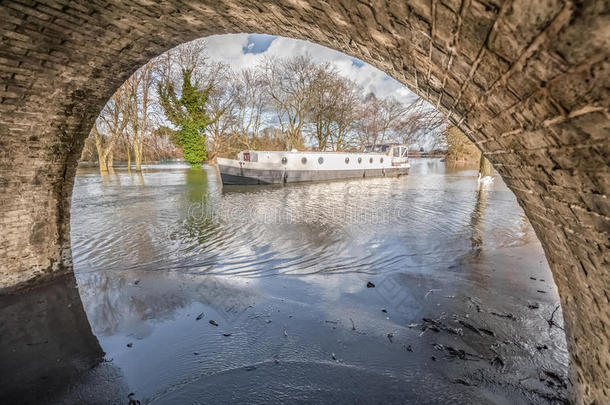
[1,159,569,404]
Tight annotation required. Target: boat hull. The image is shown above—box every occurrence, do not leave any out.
[218,164,409,185]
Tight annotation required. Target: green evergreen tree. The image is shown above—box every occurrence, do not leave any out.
[158,69,212,166]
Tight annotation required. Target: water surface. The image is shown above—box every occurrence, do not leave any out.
[63,159,568,404]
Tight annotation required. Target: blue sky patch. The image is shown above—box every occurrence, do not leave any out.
[243,34,277,54]
[351,58,365,68]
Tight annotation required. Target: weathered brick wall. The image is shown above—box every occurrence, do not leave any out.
[0,0,607,402]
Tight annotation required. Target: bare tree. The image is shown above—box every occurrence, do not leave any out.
[155,38,209,89]
[125,60,156,171]
[355,93,384,147]
[230,68,267,150]
[392,98,446,147]
[307,69,361,151]
[327,77,361,151]
[207,71,237,160]
[93,85,130,174]
[355,93,445,149]
[307,65,338,150]
[379,97,409,143]
[260,55,320,150]
[85,39,452,169]
[122,130,132,171]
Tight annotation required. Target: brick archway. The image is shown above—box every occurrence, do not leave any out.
[0,1,607,402]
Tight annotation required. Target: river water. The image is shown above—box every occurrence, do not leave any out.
[55,159,568,404]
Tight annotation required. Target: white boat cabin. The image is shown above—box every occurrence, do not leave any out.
[217,144,410,185]
[234,144,409,171]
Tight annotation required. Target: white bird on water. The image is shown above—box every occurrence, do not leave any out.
[477,173,494,187]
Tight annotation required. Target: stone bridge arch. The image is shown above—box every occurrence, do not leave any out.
[0,1,607,402]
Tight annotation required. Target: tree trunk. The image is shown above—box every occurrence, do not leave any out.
[125,144,131,171]
[134,140,143,172]
[479,153,492,177]
[98,155,108,173]
[107,150,114,172]
[93,125,108,174]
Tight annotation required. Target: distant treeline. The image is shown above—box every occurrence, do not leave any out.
[443,126,482,164]
[81,39,447,172]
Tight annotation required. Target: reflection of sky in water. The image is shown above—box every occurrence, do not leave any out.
[71,159,542,336]
[69,159,566,404]
[72,160,534,281]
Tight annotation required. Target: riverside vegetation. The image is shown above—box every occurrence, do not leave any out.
[81,39,453,173]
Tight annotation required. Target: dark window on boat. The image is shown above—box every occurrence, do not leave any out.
[369,157,373,163]
[393,147,400,157]
[380,157,384,163]
[358,157,362,164]
[318,157,324,164]
[345,157,350,164]
[281,157,288,165]
[364,145,389,153]
[301,157,307,164]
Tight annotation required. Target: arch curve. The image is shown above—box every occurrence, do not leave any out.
[0,1,608,402]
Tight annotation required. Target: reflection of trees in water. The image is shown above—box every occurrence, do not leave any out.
[444,161,479,175]
[79,274,116,335]
[469,183,489,252]
[100,171,111,184]
[269,183,352,247]
[79,272,190,336]
[174,167,226,261]
[185,167,208,203]
[78,271,257,336]
[136,170,145,185]
[177,171,351,271]
[220,181,368,256]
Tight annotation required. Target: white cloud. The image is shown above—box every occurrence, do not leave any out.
[201,34,418,102]
[185,34,441,149]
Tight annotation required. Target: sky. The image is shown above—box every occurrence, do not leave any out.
[202,33,419,103]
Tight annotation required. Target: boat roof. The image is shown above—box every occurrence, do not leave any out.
[241,150,391,154]
[364,143,406,147]
[241,144,408,154]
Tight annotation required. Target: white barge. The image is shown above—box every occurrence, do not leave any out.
[217,144,410,185]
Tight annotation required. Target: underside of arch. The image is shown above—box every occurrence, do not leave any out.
[0,1,608,402]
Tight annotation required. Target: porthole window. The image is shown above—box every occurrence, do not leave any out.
[380,157,384,163]
[358,157,362,164]
[318,157,324,164]
[281,157,288,165]
[369,157,373,163]
[345,157,350,164]
[301,157,307,164]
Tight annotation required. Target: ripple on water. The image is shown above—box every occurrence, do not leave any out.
[71,161,534,280]
[68,159,567,404]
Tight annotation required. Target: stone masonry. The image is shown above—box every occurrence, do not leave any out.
[0,0,608,402]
